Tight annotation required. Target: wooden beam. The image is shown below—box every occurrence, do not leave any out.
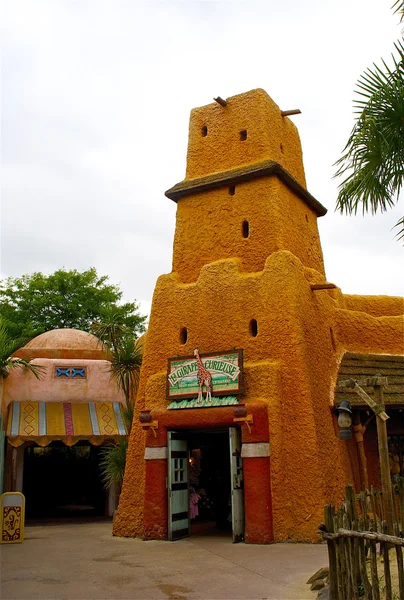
[281,109,301,117]
[353,414,369,490]
[311,283,337,291]
[322,528,404,545]
[214,96,227,107]
[375,384,395,534]
[338,377,388,388]
[353,383,389,420]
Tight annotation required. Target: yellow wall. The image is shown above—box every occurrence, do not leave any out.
[114,89,404,542]
[172,179,325,282]
[185,88,306,187]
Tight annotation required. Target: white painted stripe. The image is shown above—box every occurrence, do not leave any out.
[144,447,168,460]
[88,402,100,435]
[113,402,127,435]
[241,442,271,458]
[10,403,20,437]
[39,402,47,435]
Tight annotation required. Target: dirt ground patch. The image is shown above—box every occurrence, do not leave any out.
[0,522,328,600]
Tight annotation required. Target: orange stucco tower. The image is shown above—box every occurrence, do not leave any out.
[114,89,403,543]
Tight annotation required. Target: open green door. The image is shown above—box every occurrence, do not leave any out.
[168,431,190,541]
[229,426,244,543]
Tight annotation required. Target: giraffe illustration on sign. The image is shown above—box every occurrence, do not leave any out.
[194,348,212,404]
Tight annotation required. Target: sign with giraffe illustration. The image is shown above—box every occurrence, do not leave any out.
[166,348,243,403]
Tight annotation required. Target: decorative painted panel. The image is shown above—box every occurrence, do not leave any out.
[0,492,25,544]
[55,367,87,378]
[167,349,243,401]
[6,401,127,447]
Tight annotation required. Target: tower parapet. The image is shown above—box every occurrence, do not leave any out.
[184,88,307,185]
[165,89,327,283]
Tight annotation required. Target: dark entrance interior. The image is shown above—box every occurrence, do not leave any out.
[188,429,232,535]
[23,441,106,520]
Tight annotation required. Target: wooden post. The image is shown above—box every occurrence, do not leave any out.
[393,522,404,599]
[10,446,18,492]
[353,414,369,490]
[370,538,381,600]
[324,504,339,600]
[375,384,394,534]
[382,521,393,600]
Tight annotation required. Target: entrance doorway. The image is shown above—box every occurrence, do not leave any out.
[23,441,106,520]
[168,427,244,542]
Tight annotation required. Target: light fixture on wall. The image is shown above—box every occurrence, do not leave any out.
[233,405,253,434]
[139,411,159,437]
[335,400,353,440]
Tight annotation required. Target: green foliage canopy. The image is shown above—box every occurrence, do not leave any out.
[0,268,147,340]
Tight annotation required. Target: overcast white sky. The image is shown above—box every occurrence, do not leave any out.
[1,0,403,319]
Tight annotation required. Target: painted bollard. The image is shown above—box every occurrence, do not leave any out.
[0,492,25,543]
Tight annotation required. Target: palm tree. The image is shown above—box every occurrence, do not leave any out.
[90,305,130,352]
[99,396,135,490]
[0,319,44,383]
[334,5,404,241]
[108,335,143,405]
[0,320,44,493]
[96,332,144,490]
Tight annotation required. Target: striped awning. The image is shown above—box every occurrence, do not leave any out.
[6,401,127,447]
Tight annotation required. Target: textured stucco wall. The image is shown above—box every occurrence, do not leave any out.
[341,295,404,318]
[115,249,402,542]
[114,89,404,542]
[2,358,125,419]
[185,88,306,187]
[172,179,325,282]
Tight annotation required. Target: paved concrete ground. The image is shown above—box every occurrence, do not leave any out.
[1,522,328,600]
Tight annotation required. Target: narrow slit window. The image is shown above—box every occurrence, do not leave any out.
[201,125,208,137]
[240,130,247,141]
[250,319,258,337]
[180,327,188,345]
[242,220,249,238]
[229,186,235,196]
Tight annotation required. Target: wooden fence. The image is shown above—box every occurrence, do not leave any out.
[320,483,404,600]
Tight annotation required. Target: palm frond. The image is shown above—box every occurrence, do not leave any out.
[121,401,134,433]
[99,439,128,489]
[91,306,131,351]
[109,337,143,403]
[393,216,404,241]
[0,321,29,362]
[0,319,45,379]
[334,39,404,240]
[392,1,404,22]
[99,335,143,490]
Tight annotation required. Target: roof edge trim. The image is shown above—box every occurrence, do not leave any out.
[165,160,327,217]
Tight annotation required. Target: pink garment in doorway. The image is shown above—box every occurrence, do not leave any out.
[190,488,200,519]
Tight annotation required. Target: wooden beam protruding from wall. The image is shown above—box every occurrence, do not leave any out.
[214,97,227,107]
[311,283,337,290]
[281,109,301,117]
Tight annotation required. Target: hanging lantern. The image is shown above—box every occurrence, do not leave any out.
[335,400,353,440]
